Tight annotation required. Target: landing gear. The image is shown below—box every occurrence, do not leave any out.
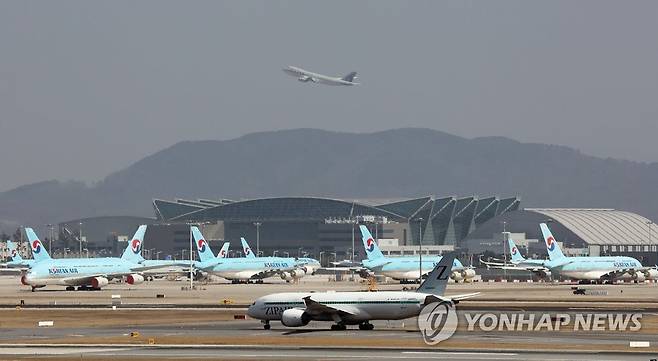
[358,322,374,330]
[262,320,270,330]
[31,286,36,292]
[65,286,75,291]
[330,323,347,331]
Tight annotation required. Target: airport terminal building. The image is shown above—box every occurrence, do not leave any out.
[41,197,658,267]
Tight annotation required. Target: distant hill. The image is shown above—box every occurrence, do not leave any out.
[2,128,658,231]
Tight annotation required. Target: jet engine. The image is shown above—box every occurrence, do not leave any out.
[281,308,311,327]
[644,269,658,280]
[463,268,476,280]
[20,274,29,285]
[450,271,464,282]
[632,272,646,282]
[91,277,109,288]
[280,272,293,281]
[298,76,312,82]
[290,268,307,279]
[126,274,145,285]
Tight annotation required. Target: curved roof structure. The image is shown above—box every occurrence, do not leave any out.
[527,208,658,245]
[170,197,408,222]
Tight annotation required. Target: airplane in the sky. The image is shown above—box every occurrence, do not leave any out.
[20,226,175,291]
[283,66,359,86]
[479,237,551,279]
[247,252,479,330]
[540,223,658,283]
[192,227,309,283]
[239,237,321,275]
[358,226,476,283]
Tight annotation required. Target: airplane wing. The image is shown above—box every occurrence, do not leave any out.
[302,296,358,318]
[424,292,481,305]
[602,267,657,281]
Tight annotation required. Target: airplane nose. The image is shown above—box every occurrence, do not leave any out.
[247,304,256,318]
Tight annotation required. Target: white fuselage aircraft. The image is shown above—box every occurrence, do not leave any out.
[283,66,359,86]
[248,252,478,330]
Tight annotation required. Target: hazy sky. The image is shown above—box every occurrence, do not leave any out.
[1,1,657,191]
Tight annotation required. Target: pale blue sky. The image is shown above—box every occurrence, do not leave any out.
[1,1,657,191]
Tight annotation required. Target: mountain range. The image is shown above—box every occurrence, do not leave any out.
[2,128,657,232]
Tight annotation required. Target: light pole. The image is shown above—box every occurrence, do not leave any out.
[417,218,424,282]
[46,224,54,254]
[351,217,355,263]
[273,250,279,257]
[253,222,261,255]
[78,222,83,257]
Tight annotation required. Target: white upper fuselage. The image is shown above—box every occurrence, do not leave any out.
[248,291,434,323]
[283,66,358,86]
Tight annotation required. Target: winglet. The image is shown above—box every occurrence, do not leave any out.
[25,228,51,262]
[417,252,455,296]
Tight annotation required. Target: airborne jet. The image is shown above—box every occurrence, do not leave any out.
[283,66,359,86]
[248,252,479,330]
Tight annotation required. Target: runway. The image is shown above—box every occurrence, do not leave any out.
[0,344,655,361]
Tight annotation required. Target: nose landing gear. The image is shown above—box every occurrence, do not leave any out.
[358,322,374,330]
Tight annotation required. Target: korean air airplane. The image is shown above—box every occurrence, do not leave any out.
[248,252,479,330]
[239,237,321,275]
[479,238,551,279]
[359,226,476,283]
[193,227,307,283]
[4,240,35,269]
[540,223,658,283]
[21,225,175,291]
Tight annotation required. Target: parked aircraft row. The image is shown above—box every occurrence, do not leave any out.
[482,223,658,283]
[5,226,320,291]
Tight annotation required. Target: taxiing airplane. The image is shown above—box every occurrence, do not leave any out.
[283,66,359,86]
[540,223,658,283]
[479,238,550,279]
[248,252,479,330]
[239,237,321,275]
[193,227,309,283]
[359,226,476,283]
[21,226,175,291]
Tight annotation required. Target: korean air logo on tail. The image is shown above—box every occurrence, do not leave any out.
[244,247,251,256]
[131,239,142,254]
[219,250,226,257]
[546,236,556,251]
[10,249,17,258]
[366,238,375,252]
[31,240,42,254]
[197,239,207,253]
[511,246,518,256]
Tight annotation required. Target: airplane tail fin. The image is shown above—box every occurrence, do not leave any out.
[417,252,455,296]
[6,240,23,262]
[539,223,566,261]
[25,228,51,262]
[359,225,385,260]
[192,226,216,262]
[240,237,256,258]
[507,238,526,263]
[341,72,357,82]
[217,242,230,258]
[120,225,147,263]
